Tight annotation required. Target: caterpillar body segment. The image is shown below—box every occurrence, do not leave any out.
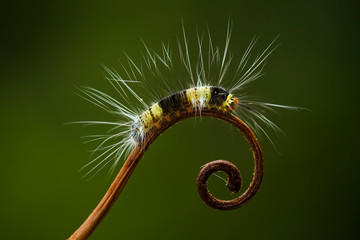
[132,86,238,143]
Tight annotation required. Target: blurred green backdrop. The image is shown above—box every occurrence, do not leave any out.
[1,0,359,239]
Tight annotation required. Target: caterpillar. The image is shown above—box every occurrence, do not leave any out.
[69,22,299,239]
[132,86,237,142]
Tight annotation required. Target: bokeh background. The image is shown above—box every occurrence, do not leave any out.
[1,0,359,239]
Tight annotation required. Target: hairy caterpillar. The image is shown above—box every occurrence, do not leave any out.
[69,22,299,239]
[75,24,296,179]
[132,86,237,141]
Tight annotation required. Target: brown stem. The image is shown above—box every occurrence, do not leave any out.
[69,109,263,239]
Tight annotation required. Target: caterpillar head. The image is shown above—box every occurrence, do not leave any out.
[210,87,238,112]
[227,94,238,111]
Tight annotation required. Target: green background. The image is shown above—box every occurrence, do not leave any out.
[1,0,358,239]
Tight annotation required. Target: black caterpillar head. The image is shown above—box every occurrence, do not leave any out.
[210,87,229,106]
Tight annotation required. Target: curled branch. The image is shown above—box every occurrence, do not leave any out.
[197,160,243,210]
[69,109,264,239]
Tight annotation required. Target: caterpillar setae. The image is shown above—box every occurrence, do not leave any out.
[69,22,299,239]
